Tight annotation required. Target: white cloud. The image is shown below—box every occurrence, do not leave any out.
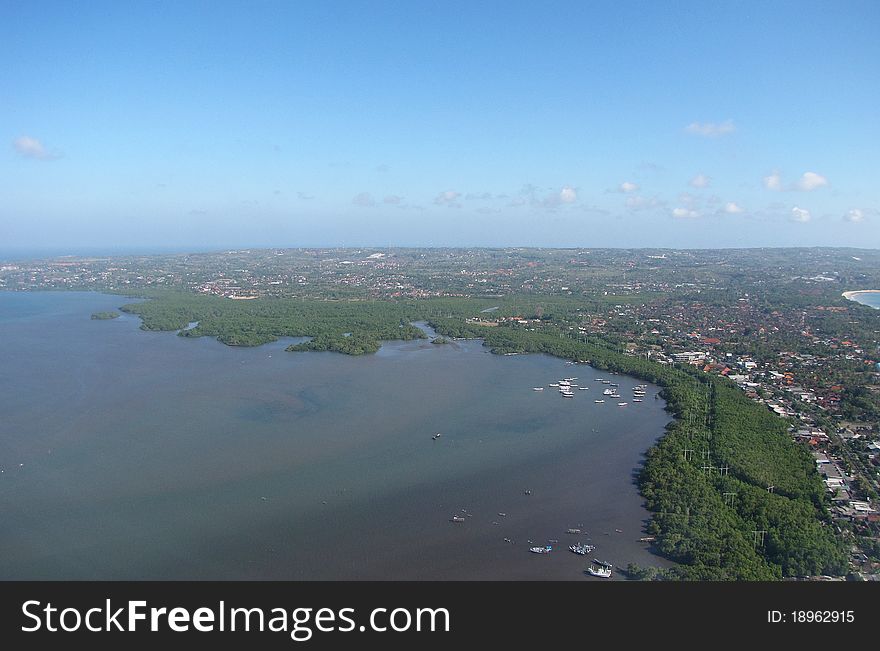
[619,181,639,193]
[672,207,699,218]
[843,208,864,223]
[689,174,711,189]
[434,190,461,207]
[723,202,744,214]
[352,192,375,207]
[12,135,58,160]
[763,171,782,191]
[764,170,829,192]
[684,120,735,137]
[794,171,828,191]
[790,206,811,222]
[559,186,577,203]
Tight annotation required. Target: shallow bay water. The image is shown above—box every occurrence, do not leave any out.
[0,292,673,579]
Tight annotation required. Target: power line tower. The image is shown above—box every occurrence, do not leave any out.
[723,492,736,506]
[753,530,767,547]
[767,485,775,494]
[683,448,694,461]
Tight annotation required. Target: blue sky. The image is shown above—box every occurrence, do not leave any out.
[2,0,878,252]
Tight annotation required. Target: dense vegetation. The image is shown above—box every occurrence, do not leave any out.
[118,291,847,579]
[90,311,119,320]
[120,292,428,349]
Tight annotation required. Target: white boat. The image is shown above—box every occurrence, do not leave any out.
[579,387,589,390]
[450,515,465,523]
[533,387,544,391]
[433,432,442,440]
[618,402,628,406]
[594,399,604,403]
[633,399,643,402]
[562,393,573,398]
[587,559,613,578]
[569,542,595,555]
[549,383,559,387]
[603,388,614,395]
[529,545,552,554]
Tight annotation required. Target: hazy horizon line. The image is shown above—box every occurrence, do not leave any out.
[2,243,879,263]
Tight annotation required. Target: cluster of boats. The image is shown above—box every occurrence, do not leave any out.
[449,506,615,577]
[534,376,582,398]
[528,544,613,578]
[533,375,650,410]
[569,542,595,555]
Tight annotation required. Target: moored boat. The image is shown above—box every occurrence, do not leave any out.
[569,542,595,555]
[586,559,613,578]
[530,545,552,554]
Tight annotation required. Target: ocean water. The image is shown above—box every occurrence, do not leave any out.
[846,291,880,309]
[0,291,673,579]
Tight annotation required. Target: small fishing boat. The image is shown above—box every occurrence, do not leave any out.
[530,545,552,554]
[433,432,442,440]
[450,516,465,523]
[533,387,544,391]
[587,559,613,578]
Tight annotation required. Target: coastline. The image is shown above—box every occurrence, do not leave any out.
[842,289,880,299]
